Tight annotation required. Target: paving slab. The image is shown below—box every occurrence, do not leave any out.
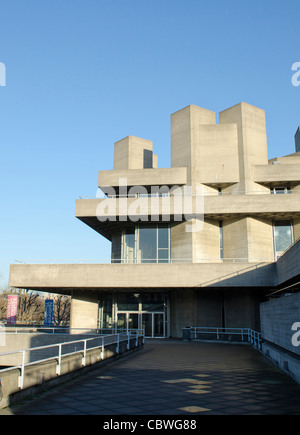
[1,340,300,415]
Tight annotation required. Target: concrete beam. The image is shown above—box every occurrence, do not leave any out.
[9,262,276,291]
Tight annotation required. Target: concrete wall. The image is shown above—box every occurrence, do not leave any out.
[170,288,263,338]
[70,291,99,330]
[276,239,300,285]
[260,292,300,384]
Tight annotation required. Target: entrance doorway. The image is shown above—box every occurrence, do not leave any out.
[99,292,169,338]
[117,312,165,338]
[142,313,164,338]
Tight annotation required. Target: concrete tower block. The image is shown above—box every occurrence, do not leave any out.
[171,105,239,187]
[219,103,269,194]
[114,136,154,170]
[295,127,300,153]
[171,105,216,185]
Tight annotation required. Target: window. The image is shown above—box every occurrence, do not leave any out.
[138,227,157,263]
[273,220,294,259]
[219,221,224,260]
[122,225,170,263]
[123,228,135,263]
[270,187,291,194]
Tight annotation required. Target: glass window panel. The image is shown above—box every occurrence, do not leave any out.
[124,228,135,263]
[117,293,140,311]
[274,221,293,253]
[138,227,157,263]
[142,293,164,312]
[154,314,164,337]
[102,294,113,329]
[219,221,224,259]
[158,249,169,263]
[117,313,126,329]
[142,313,153,337]
[158,226,169,249]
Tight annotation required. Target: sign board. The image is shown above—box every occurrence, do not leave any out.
[44,299,54,326]
[7,295,18,325]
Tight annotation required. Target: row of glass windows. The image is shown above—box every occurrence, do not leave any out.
[116,221,294,263]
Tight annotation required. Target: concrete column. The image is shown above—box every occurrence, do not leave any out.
[294,218,300,241]
[193,219,220,262]
[170,289,196,338]
[223,217,274,262]
[70,291,99,330]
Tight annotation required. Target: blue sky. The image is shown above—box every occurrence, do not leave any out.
[0,0,299,286]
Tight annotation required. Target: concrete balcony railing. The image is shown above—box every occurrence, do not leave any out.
[76,192,300,223]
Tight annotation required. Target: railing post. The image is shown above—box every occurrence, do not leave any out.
[101,337,104,360]
[116,334,120,354]
[82,340,87,366]
[127,331,130,350]
[57,344,62,376]
[18,350,26,389]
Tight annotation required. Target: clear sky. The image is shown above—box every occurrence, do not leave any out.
[0,0,299,286]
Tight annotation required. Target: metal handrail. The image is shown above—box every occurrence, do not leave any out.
[0,326,144,335]
[15,258,275,264]
[0,330,145,390]
[80,190,300,199]
[187,327,262,349]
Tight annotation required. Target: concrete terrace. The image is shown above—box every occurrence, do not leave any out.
[1,340,300,416]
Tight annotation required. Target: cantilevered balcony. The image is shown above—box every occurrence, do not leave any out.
[75,191,300,239]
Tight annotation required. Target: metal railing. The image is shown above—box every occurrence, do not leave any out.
[15,258,275,264]
[0,326,144,335]
[0,330,144,390]
[79,190,300,199]
[186,327,262,350]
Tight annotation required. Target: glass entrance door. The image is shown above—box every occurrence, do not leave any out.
[117,312,165,338]
[117,312,139,330]
[142,312,165,338]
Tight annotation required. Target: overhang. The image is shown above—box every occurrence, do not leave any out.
[9,262,276,294]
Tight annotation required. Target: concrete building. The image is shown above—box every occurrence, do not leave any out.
[9,103,300,338]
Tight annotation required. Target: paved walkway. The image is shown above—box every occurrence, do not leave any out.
[2,340,300,415]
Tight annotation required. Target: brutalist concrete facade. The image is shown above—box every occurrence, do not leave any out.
[9,103,300,338]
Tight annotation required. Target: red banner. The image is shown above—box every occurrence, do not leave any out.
[7,295,18,325]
